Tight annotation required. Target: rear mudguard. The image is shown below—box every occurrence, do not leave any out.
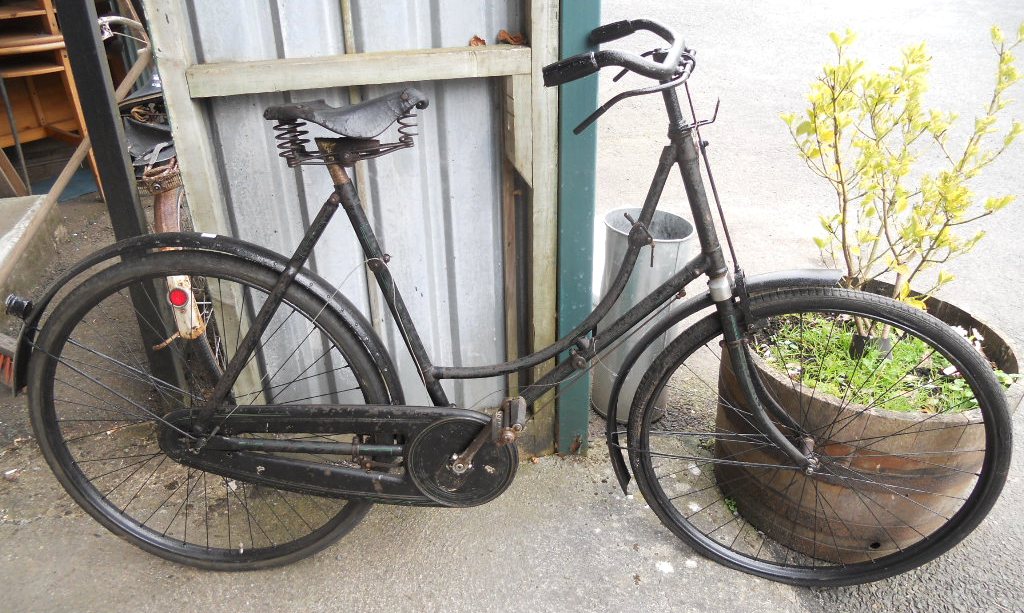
[606,268,843,493]
[11,232,404,404]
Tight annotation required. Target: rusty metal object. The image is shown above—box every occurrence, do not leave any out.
[496,30,526,45]
[715,346,985,564]
[152,187,180,233]
[494,397,527,447]
[327,162,351,186]
[140,157,182,194]
[315,138,352,185]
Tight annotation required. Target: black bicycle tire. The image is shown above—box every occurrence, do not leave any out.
[28,250,391,570]
[627,287,1012,586]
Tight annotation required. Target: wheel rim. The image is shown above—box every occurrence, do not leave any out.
[630,295,1009,583]
[31,255,388,566]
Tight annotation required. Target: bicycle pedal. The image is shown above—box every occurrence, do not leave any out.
[494,396,527,446]
[4,294,32,320]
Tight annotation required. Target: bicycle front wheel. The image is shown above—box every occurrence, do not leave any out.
[627,287,1012,586]
[28,250,392,569]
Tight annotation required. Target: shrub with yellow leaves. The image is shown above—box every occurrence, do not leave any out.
[782,25,1023,310]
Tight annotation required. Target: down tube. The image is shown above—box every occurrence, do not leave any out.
[521,252,707,406]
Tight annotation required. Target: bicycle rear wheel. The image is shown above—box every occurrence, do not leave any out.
[28,250,392,569]
[628,287,1011,586]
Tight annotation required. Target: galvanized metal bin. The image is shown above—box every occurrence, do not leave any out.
[591,207,695,423]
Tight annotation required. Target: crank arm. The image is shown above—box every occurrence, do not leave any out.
[450,396,528,474]
[450,410,500,474]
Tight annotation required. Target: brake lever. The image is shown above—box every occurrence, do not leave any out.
[612,48,662,82]
[573,53,695,135]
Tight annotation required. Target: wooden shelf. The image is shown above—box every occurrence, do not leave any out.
[0,0,100,196]
[0,58,64,78]
[0,32,64,55]
[0,2,46,20]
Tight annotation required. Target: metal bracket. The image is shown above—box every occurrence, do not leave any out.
[495,396,528,447]
[569,347,589,370]
[682,98,720,132]
[734,268,758,331]
[623,212,656,267]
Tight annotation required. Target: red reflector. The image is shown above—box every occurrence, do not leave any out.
[168,287,190,307]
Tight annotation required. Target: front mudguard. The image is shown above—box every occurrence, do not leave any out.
[605,268,843,492]
[11,232,404,404]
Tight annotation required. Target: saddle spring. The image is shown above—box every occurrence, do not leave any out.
[273,120,316,167]
[396,110,419,145]
[271,111,421,168]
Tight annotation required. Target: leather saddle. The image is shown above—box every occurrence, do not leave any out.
[263,87,428,139]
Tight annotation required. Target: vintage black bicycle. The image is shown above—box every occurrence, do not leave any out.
[6,19,1011,587]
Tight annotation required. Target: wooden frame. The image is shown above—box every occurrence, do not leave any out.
[144,0,560,453]
[186,45,534,98]
[524,0,559,455]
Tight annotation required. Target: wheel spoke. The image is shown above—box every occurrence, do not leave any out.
[31,257,383,568]
[627,290,1006,583]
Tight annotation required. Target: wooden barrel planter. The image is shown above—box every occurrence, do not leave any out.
[713,290,1020,564]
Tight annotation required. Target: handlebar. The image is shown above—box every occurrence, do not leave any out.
[542,18,686,87]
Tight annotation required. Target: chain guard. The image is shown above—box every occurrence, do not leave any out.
[158,405,517,507]
[407,417,518,507]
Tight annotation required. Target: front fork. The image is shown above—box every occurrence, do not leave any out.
[714,279,815,471]
[671,110,814,471]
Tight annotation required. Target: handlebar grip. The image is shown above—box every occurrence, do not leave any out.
[542,53,600,87]
[589,20,636,45]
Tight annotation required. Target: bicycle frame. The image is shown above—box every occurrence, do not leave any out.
[203,85,811,467]
[341,140,711,407]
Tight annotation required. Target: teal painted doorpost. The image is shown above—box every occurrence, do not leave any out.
[556,0,601,454]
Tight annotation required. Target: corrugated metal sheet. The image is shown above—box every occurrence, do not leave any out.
[182,0,523,407]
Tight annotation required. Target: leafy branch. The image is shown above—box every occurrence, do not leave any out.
[782,25,1023,316]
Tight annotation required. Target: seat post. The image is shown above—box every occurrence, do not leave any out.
[315,137,352,185]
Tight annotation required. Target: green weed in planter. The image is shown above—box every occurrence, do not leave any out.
[753,313,986,413]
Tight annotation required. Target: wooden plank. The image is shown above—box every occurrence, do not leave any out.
[502,73,533,186]
[518,0,559,457]
[0,118,77,148]
[501,158,520,394]
[0,33,64,55]
[24,74,46,125]
[0,59,64,79]
[186,45,532,98]
[0,148,29,197]
[43,123,80,143]
[0,2,47,20]
[142,0,232,237]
